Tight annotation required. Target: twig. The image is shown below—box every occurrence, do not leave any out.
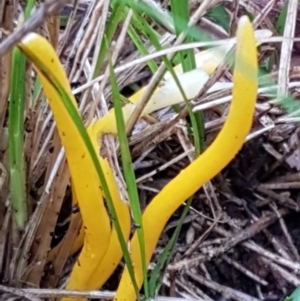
[0,0,69,57]
[186,271,261,301]
[0,285,42,301]
[277,0,298,99]
[221,254,268,286]
[10,288,202,301]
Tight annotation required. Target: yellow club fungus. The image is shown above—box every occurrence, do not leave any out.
[114,15,258,301]
[18,14,258,301]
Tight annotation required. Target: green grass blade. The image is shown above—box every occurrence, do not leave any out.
[275,1,288,35]
[170,0,204,155]
[130,7,195,116]
[108,47,148,300]
[205,5,230,33]
[8,0,36,230]
[149,197,192,297]
[170,0,196,69]
[118,0,174,32]
[285,286,300,301]
[127,24,158,74]
[117,0,212,42]
[8,48,27,229]
[24,0,36,19]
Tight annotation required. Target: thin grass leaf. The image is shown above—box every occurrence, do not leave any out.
[275,1,288,35]
[24,0,36,19]
[8,47,27,230]
[170,0,204,155]
[8,1,36,230]
[205,5,230,33]
[117,0,174,32]
[124,5,192,131]
[285,287,300,301]
[170,0,196,70]
[127,24,158,73]
[120,0,212,43]
[108,45,147,300]
[130,7,196,118]
[148,197,192,297]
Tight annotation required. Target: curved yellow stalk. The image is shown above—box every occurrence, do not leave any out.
[17,34,130,297]
[48,19,266,293]
[114,16,258,301]
[49,29,271,260]
[46,68,213,291]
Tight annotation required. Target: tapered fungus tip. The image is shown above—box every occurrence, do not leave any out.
[20,32,37,44]
[236,16,253,41]
[238,15,251,27]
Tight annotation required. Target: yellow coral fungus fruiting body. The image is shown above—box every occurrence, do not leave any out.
[114,16,258,301]
[21,31,132,297]
[18,34,112,298]
[66,26,271,288]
